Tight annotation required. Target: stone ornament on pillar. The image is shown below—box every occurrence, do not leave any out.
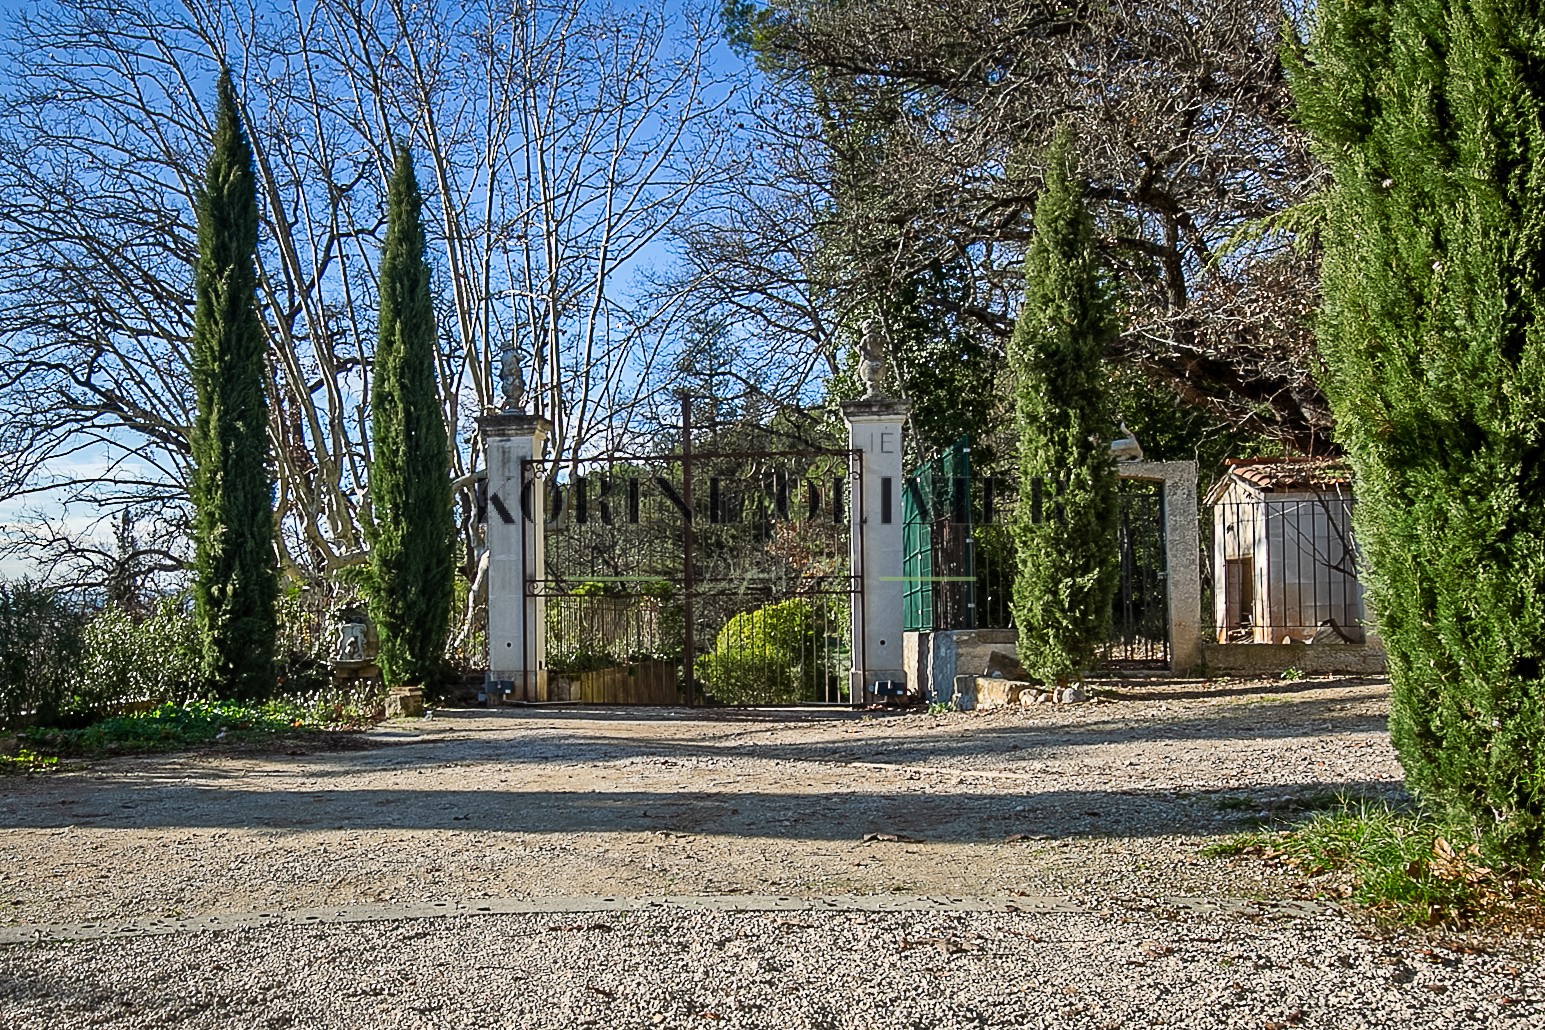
[498,340,525,414]
[858,319,888,400]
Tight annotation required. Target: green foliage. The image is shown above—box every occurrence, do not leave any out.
[697,599,817,705]
[0,580,85,730]
[1106,363,1273,486]
[884,258,1006,460]
[1008,130,1120,682]
[721,0,784,64]
[189,71,278,702]
[275,584,336,694]
[1209,800,1536,927]
[546,642,624,677]
[0,748,60,775]
[569,580,624,599]
[1291,0,1545,863]
[21,690,383,759]
[366,145,455,689]
[752,11,1005,460]
[77,599,203,716]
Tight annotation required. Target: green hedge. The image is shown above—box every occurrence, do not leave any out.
[0,581,86,729]
[697,599,816,705]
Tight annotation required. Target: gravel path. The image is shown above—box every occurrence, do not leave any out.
[4,907,1540,1029]
[3,673,1540,1027]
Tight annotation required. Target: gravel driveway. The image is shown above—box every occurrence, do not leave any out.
[2,674,1540,1027]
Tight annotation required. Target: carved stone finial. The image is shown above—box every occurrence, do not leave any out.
[1109,420,1144,462]
[858,319,888,400]
[498,341,525,413]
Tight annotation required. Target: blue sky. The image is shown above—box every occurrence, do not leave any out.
[0,0,764,582]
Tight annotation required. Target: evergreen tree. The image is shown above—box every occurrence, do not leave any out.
[367,145,455,688]
[881,257,1004,461]
[1009,131,1119,682]
[189,72,277,702]
[1292,0,1545,862]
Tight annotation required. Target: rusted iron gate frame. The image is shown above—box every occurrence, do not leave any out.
[522,399,865,706]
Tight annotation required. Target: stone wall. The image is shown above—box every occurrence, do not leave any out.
[1199,641,1386,676]
[904,629,1018,703]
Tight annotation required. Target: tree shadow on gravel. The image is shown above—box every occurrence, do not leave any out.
[1,779,1406,842]
[312,688,1392,772]
[1095,675,1383,703]
[40,683,1385,784]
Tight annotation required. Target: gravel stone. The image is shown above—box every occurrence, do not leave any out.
[2,673,1537,1027]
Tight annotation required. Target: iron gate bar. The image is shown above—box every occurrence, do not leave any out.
[524,395,864,706]
[558,447,855,463]
[528,580,860,594]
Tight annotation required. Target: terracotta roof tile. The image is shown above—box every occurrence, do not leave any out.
[1223,456,1352,492]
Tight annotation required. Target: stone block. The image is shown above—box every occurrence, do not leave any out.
[385,687,425,718]
[982,650,1030,681]
[973,677,1032,708]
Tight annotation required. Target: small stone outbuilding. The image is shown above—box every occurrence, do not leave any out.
[1206,457,1366,645]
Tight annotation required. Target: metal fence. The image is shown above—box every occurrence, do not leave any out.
[902,442,1170,667]
[902,439,975,632]
[528,397,860,705]
[1209,489,1365,644]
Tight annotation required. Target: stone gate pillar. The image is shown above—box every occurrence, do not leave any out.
[841,398,911,700]
[1117,460,1201,674]
[479,413,550,701]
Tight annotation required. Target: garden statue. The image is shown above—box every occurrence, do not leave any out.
[1109,421,1143,462]
[857,320,888,400]
[333,603,368,662]
[498,340,525,413]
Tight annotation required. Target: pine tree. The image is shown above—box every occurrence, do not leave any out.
[1009,131,1120,682]
[367,145,455,688]
[1292,0,1545,861]
[189,71,277,702]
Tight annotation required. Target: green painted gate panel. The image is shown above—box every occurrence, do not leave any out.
[903,438,973,631]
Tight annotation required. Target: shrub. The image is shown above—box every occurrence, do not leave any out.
[0,581,86,729]
[275,585,336,695]
[76,598,203,719]
[1008,129,1119,682]
[547,641,621,677]
[21,689,383,758]
[697,599,816,705]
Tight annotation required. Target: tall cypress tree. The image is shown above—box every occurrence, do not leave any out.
[1009,131,1120,683]
[189,71,277,702]
[367,145,454,688]
[1292,0,1545,862]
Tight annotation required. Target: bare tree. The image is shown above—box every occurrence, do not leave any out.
[679,0,1332,452]
[0,0,737,583]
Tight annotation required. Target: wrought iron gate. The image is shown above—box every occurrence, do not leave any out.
[902,443,1171,668]
[1104,480,1170,668]
[525,401,862,705]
